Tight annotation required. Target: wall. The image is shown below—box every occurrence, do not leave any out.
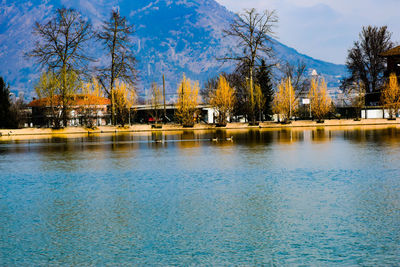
[361,109,394,119]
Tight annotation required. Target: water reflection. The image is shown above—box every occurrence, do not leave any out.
[1,126,400,152]
[343,126,400,144]
[1,126,400,265]
[311,128,332,142]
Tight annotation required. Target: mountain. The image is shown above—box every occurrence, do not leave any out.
[0,0,347,100]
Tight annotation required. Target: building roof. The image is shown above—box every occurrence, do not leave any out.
[381,45,400,57]
[28,94,111,107]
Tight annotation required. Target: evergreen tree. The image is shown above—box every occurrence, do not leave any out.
[256,60,274,120]
[0,77,13,128]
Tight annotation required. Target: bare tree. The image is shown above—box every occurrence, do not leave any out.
[281,61,310,100]
[29,8,93,127]
[223,8,278,124]
[342,26,393,103]
[97,10,137,125]
[347,81,365,120]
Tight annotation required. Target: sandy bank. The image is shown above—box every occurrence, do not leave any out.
[1,119,399,139]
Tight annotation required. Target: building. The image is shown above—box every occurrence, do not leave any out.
[381,45,400,77]
[133,104,217,124]
[28,94,220,126]
[28,95,111,127]
[359,46,400,119]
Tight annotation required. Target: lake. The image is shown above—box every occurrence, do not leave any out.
[1,126,400,265]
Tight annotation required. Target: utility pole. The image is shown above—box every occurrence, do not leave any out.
[129,107,131,126]
[250,71,254,124]
[289,82,292,120]
[181,81,184,102]
[163,74,166,120]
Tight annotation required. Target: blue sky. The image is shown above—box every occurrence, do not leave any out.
[216,0,400,65]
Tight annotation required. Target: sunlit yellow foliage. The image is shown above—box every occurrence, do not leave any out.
[176,74,199,126]
[209,75,235,124]
[78,77,105,127]
[308,77,318,105]
[148,82,163,121]
[254,83,265,121]
[381,73,400,119]
[36,70,80,104]
[35,70,80,127]
[60,68,81,100]
[82,77,103,98]
[35,71,59,103]
[273,77,298,121]
[81,77,104,108]
[35,71,60,126]
[308,78,332,121]
[113,80,137,125]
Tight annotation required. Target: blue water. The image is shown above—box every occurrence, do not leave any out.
[1,128,400,265]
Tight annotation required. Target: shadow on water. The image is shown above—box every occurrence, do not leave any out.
[1,126,400,155]
[343,126,400,145]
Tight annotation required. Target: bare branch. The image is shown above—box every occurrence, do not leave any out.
[95,10,137,125]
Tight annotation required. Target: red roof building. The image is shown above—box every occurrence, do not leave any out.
[28,94,111,108]
[29,94,111,127]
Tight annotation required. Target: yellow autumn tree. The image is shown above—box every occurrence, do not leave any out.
[308,78,332,122]
[79,77,104,127]
[35,69,80,128]
[35,71,61,127]
[209,75,235,125]
[59,68,81,126]
[113,80,137,125]
[82,77,103,97]
[381,73,400,119]
[273,77,298,122]
[148,82,163,122]
[254,83,266,122]
[176,74,199,127]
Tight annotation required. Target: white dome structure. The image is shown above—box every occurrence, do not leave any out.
[311,69,318,76]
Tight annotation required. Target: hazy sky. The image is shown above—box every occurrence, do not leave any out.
[216,0,400,65]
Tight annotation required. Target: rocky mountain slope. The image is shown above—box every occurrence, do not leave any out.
[0,0,346,99]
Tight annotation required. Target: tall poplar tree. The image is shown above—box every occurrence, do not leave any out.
[209,75,236,125]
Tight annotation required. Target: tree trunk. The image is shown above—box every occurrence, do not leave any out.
[249,67,255,125]
[163,74,166,120]
[62,65,68,128]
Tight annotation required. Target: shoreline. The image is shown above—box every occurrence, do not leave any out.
[1,119,400,139]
